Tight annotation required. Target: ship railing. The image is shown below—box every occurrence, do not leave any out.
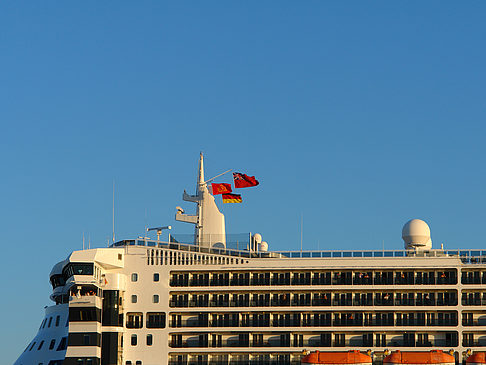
[112,238,486,261]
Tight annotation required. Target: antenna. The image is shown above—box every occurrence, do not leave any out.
[88,234,91,250]
[112,180,115,243]
[300,213,303,253]
[83,232,85,250]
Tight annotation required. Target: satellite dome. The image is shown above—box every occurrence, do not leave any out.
[402,219,432,250]
[253,233,262,244]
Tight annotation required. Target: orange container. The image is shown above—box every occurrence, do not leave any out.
[383,350,455,365]
[302,350,372,365]
[466,352,486,365]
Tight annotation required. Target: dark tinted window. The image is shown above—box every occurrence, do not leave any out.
[38,341,44,350]
[63,263,94,279]
[131,335,137,346]
[57,337,67,351]
[146,334,153,346]
[49,339,56,350]
[146,313,166,328]
[153,273,159,282]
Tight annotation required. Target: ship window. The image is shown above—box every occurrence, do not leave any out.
[136,362,142,365]
[62,263,94,280]
[126,362,132,365]
[29,342,36,351]
[131,295,137,303]
[147,334,153,346]
[131,334,137,346]
[131,273,138,282]
[154,273,159,282]
[48,317,53,327]
[126,313,143,328]
[86,360,93,365]
[55,315,60,326]
[57,337,67,351]
[38,340,45,350]
[49,339,56,350]
[147,312,166,328]
[153,295,159,303]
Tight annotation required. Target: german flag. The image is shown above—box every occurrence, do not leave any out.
[222,193,242,204]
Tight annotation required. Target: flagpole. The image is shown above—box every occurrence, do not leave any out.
[204,169,233,185]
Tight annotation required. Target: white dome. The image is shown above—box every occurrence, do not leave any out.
[253,233,262,244]
[402,219,432,250]
[259,241,268,252]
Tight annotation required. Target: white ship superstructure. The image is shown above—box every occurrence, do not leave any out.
[14,154,486,365]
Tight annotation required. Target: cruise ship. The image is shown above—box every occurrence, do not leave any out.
[14,154,486,365]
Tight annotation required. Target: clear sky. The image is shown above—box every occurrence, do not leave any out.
[2,1,486,362]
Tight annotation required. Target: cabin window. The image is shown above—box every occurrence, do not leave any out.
[48,317,53,327]
[147,312,166,328]
[146,334,153,346]
[57,337,67,351]
[49,339,56,350]
[131,273,138,282]
[153,295,159,303]
[154,273,159,282]
[126,313,143,328]
[131,334,137,346]
[29,342,36,351]
[55,315,60,326]
[38,340,44,350]
[131,295,137,303]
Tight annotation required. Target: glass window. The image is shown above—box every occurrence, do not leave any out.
[87,360,93,365]
[48,317,53,327]
[131,334,137,346]
[146,312,166,328]
[153,295,159,303]
[126,362,132,365]
[37,341,44,350]
[132,273,138,282]
[84,335,90,345]
[55,315,60,327]
[49,339,56,350]
[154,273,159,282]
[126,313,143,328]
[29,342,36,351]
[131,295,137,303]
[147,334,153,346]
[136,362,142,365]
[57,337,67,351]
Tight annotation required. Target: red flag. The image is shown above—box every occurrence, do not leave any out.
[222,193,242,203]
[233,172,259,188]
[211,183,232,195]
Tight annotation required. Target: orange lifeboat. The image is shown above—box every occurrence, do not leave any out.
[383,350,455,365]
[302,350,372,365]
[466,352,486,365]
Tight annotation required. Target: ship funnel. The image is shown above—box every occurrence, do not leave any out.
[402,219,432,250]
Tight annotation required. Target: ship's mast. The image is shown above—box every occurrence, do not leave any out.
[175,153,226,248]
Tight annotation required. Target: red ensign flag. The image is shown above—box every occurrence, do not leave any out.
[211,183,232,195]
[233,172,259,188]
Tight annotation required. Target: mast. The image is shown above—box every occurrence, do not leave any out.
[175,153,226,248]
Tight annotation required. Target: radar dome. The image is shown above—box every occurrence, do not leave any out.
[253,233,262,244]
[259,241,268,252]
[402,219,432,250]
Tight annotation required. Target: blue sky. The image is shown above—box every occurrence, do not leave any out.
[2,1,486,362]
